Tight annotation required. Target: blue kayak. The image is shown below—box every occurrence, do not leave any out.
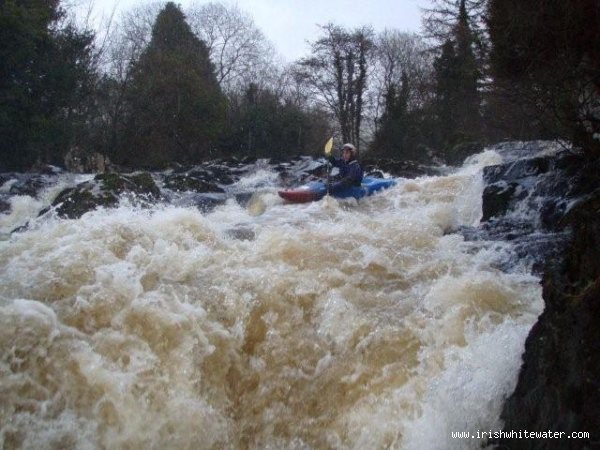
[278,176,396,203]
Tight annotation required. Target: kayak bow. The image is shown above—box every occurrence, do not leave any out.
[278,176,396,203]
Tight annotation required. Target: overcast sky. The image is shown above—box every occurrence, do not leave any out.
[81,0,428,61]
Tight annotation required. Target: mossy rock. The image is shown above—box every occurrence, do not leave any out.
[164,174,224,193]
[95,172,160,197]
[52,185,116,219]
[51,172,160,219]
[129,172,161,196]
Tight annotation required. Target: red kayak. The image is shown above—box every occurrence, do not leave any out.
[278,177,396,203]
[278,182,326,203]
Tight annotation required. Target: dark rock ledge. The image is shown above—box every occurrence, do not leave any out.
[49,172,160,219]
[2,156,434,222]
[487,153,600,449]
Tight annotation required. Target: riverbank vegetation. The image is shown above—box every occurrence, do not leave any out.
[1,0,597,171]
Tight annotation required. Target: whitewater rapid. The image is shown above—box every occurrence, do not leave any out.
[0,150,543,449]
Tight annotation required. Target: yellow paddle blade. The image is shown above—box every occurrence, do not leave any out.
[324,137,333,155]
[246,192,266,216]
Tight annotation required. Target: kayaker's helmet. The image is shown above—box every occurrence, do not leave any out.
[342,143,357,158]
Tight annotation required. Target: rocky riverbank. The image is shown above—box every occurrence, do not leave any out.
[0,156,439,226]
[472,143,600,449]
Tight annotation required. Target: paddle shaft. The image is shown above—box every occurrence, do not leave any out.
[326,160,331,196]
[324,137,334,196]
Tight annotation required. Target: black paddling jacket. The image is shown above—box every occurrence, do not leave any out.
[328,156,364,189]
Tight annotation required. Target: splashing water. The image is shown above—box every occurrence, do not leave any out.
[0,149,542,449]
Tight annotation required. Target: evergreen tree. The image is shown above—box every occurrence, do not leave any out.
[454,0,480,131]
[222,83,329,158]
[432,0,481,151]
[117,2,226,168]
[487,0,599,154]
[433,39,459,147]
[0,0,95,170]
[371,72,411,157]
[422,0,488,62]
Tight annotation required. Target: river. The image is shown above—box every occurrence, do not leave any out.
[0,148,544,449]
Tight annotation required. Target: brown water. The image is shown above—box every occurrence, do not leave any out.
[0,151,543,449]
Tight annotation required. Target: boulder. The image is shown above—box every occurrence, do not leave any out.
[164,173,225,193]
[496,191,600,449]
[8,175,49,198]
[0,198,10,214]
[362,158,440,179]
[50,172,160,219]
[481,182,522,221]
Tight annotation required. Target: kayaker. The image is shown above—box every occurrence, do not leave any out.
[327,143,364,192]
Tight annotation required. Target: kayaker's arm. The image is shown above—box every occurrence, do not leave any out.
[328,155,342,167]
[329,161,363,190]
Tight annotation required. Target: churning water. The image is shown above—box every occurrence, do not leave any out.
[0,149,543,449]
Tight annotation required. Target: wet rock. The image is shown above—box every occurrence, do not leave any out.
[28,163,63,175]
[225,227,255,241]
[195,195,227,213]
[163,159,254,191]
[362,158,440,179]
[272,157,328,187]
[8,174,48,197]
[164,173,225,193]
[50,172,160,219]
[201,164,238,185]
[479,150,594,231]
[0,173,13,186]
[96,172,160,197]
[481,182,522,221]
[473,144,600,448]
[483,156,551,184]
[496,190,600,449]
[463,146,596,279]
[480,156,557,223]
[239,155,257,165]
[51,185,114,219]
[0,197,10,214]
[234,192,254,208]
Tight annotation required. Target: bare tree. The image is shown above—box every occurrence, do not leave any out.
[421,0,488,51]
[186,1,278,94]
[276,66,314,108]
[87,3,162,156]
[296,24,375,150]
[370,30,434,131]
[103,3,162,81]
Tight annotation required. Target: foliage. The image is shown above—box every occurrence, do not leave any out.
[371,73,409,156]
[487,0,600,155]
[0,0,95,170]
[115,2,227,168]
[421,0,489,62]
[371,31,434,117]
[3,0,597,171]
[296,24,375,150]
[186,2,278,95]
[432,0,481,150]
[222,83,330,158]
[370,0,481,162]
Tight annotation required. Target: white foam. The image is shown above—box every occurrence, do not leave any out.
[0,150,545,448]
